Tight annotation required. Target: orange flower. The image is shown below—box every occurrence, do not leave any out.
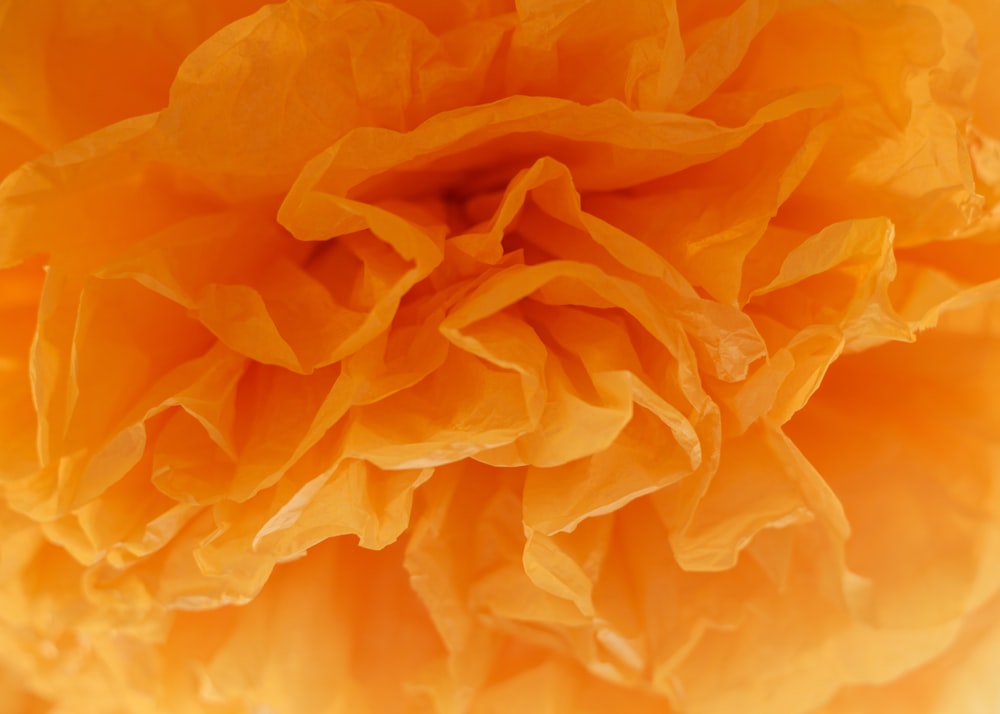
[2,1,1000,712]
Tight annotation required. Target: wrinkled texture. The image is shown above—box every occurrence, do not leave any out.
[1,0,1000,712]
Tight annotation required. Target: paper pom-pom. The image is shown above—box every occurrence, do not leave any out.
[1,1,999,712]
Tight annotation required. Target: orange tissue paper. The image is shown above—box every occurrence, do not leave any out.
[1,0,1000,712]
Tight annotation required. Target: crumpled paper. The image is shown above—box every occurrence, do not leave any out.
[1,0,1000,712]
